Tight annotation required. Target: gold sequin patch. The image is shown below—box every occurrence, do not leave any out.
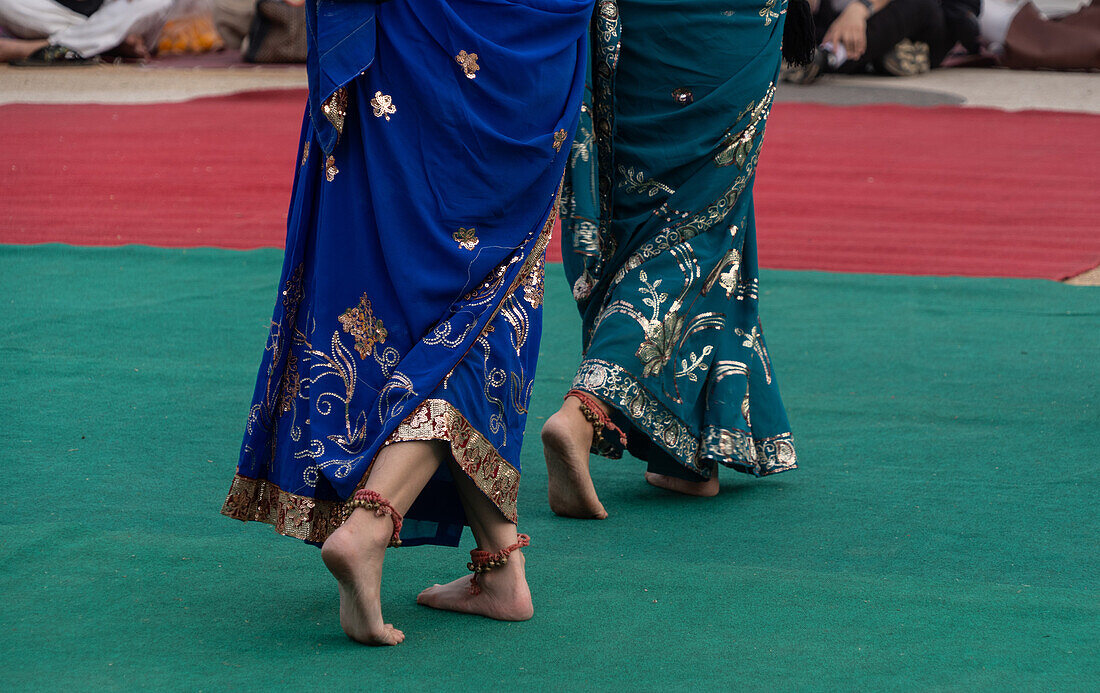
[338,293,388,359]
[300,140,310,166]
[371,91,396,121]
[325,155,338,182]
[453,226,479,251]
[322,87,348,135]
[552,128,568,152]
[221,474,348,544]
[455,50,480,79]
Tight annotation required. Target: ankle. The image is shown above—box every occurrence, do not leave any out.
[476,552,525,588]
[337,508,395,549]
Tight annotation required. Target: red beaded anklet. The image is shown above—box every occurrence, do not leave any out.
[566,389,628,448]
[467,534,530,595]
[346,489,404,547]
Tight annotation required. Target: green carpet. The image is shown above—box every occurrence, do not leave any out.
[1,244,1096,691]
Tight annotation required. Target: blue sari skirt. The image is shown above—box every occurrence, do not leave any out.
[561,0,797,481]
[222,0,592,547]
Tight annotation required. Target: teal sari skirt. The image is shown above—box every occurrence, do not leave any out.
[561,0,797,481]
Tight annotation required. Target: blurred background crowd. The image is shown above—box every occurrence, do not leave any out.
[0,0,1097,72]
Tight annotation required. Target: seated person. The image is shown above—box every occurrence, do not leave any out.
[0,0,172,64]
[785,0,950,82]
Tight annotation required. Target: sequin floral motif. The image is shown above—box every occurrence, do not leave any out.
[338,293,389,359]
[759,0,780,25]
[322,87,348,135]
[455,50,479,79]
[553,129,568,152]
[371,91,396,121]
[453,227,479,251]
[325,155,338,182]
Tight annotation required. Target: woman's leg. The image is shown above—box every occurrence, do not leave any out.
[542,395,607,519]
[416,458,534,621]
[543,393,718,514]
[320,440,447,646]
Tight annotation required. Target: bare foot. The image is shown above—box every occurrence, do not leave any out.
[416,550,533,621]
[644,471,720,497]
[542,399,608,519]
[320,510,405,645]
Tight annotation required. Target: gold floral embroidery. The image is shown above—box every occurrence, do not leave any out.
[522,256,545,308]
[552,128,568,152]
[455,50,480,79]
[261,264,304,420]
[715,84,775,168]
[371,91,396,121]
[386,399,520,522]
[300,140,310,166]
[702,426,797,476]
[618,165,676,197]
[453,227,479,251]
[702,247,743,298]
[322,87,348,135]
[759,0,780,25]
[221,474,348,544]
[325,155,338,182]
[572,359,797,477]
[338,293,389,359]
[278,349,299,415]
[636,311,684,377]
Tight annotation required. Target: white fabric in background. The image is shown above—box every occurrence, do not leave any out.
[0,0,173,57]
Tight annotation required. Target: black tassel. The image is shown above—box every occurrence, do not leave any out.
[782,0,817,66]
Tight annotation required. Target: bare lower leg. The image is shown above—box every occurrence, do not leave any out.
[320,440,446,645]
[416,459,534,620]
[644,470,719,497]
[542,395,607,519]
[0,38,48,62]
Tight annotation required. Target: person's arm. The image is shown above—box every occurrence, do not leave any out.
[822,0,892,61]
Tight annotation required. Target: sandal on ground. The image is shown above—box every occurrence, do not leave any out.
[881,39,931,76]
[10,44,99,67]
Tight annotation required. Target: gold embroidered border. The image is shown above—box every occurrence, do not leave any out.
[573,358,797,478]
[221,398,520,542]
[384,398,519,523]
[221,474,349,544]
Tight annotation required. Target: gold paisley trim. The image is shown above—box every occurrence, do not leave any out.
[385,399,519,523]
[572,358,796,478]
[221,474,349,544]
[221,397,521,542]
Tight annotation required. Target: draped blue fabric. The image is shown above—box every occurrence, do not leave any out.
[223,0,594,547]
[560,0,798,481]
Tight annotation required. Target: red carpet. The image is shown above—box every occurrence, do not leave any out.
[2,90,1098,279]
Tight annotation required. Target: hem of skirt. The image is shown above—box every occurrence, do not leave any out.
[571,358,797,478]
[382,398,519,523]
[220,474,351,545]
[220,399,520,545]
